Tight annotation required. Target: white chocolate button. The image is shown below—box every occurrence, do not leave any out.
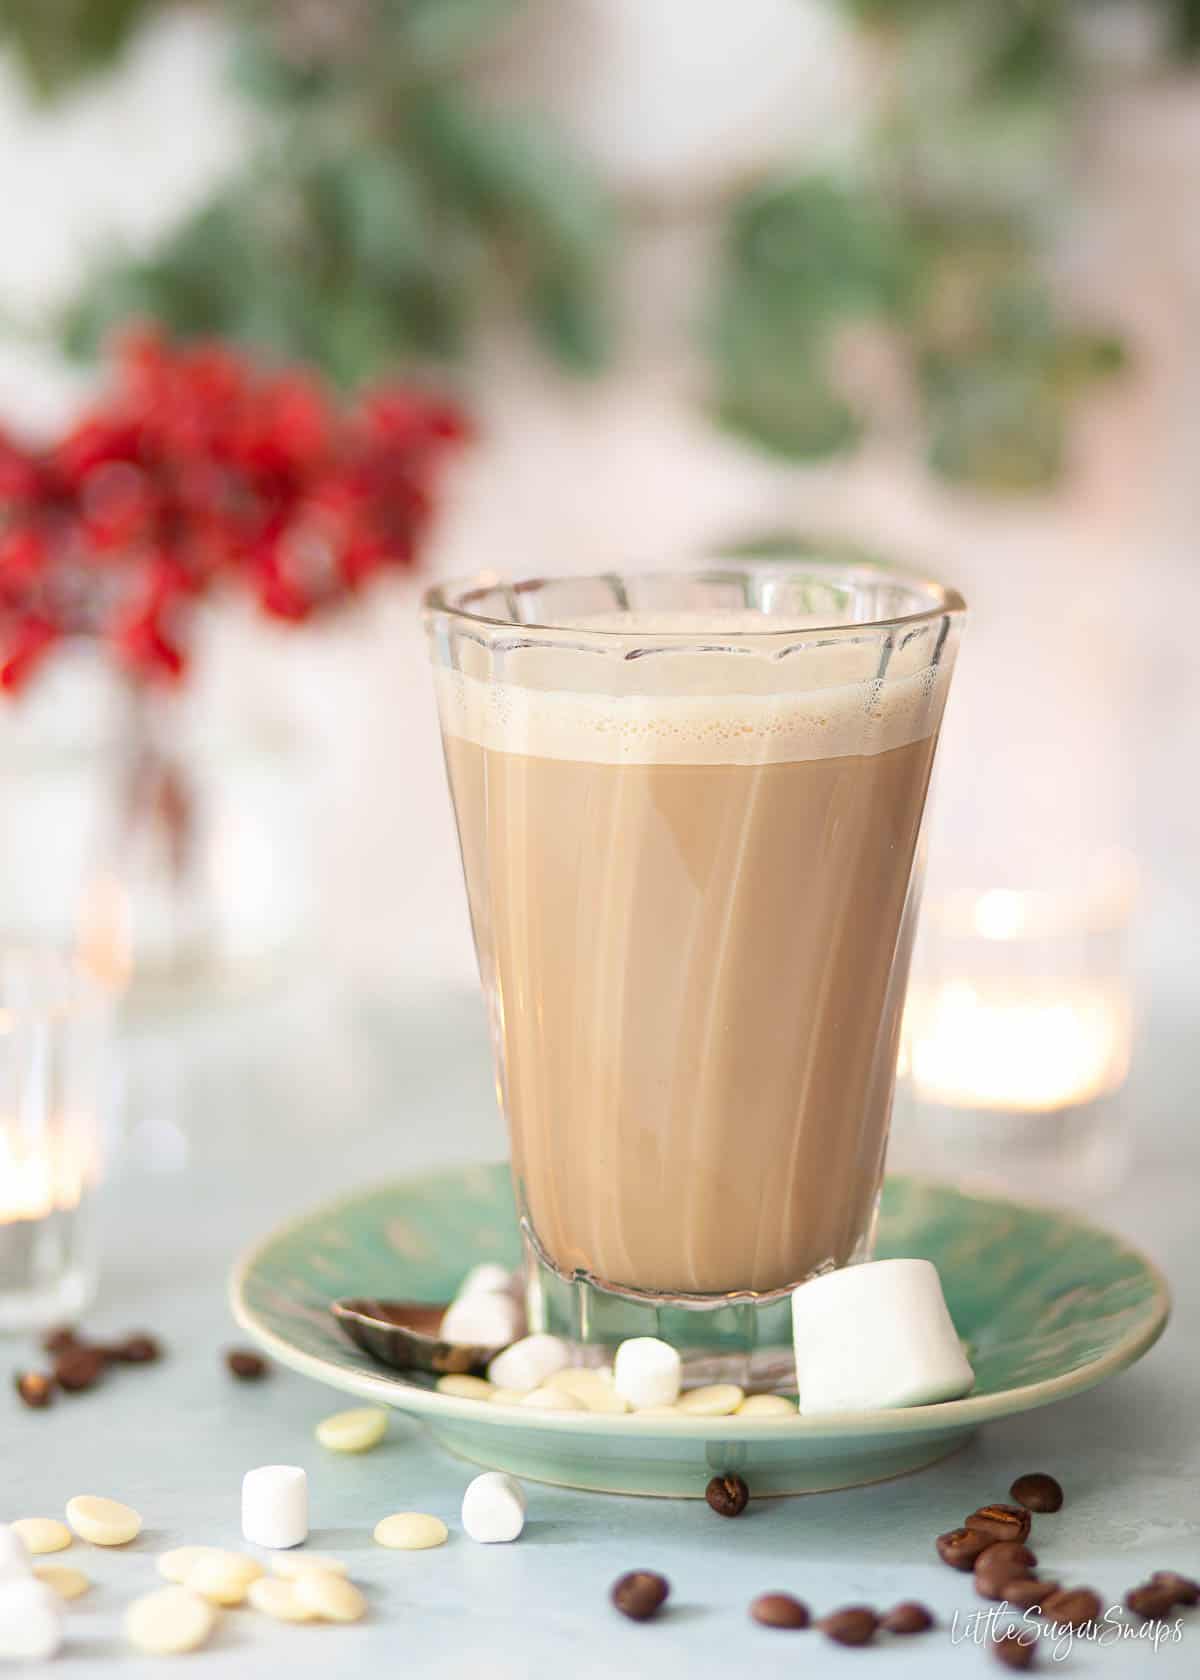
[441,1293,520,1349]
[676,1384,744,1416]
[632,1405,681,1416]
[487,1387,525,1406]
[125,1586,216,1655]
[456,1263,514,1297]
[66,1495,142,1546]
[242,1465,308,1549]
[520,1386,584,1411]
[186,1551,264,1606]
[373,1513,448,1551]
[11,1518,71,1556]
[487,1333,569,1393]
[461,1473,526,1544]
[159,1546,222,1585]
[315,1407,389,1453]
[270,1552,348,1579]
[293,1571,367,1623]
[0,1579,62,1660]
[613,1338,683,1410]
[248,1577,316,1622]
[0,1526,31,1581]
[545,1368,629,1413]
[35,1564,90,1600]
[435,1375,495,1401]
[736,1394,798,1417]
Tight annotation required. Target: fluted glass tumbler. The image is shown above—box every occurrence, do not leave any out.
[425,562,964,1379]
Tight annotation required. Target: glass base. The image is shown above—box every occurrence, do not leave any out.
[0,1210,96,1332]
[897,1091,1128,1203]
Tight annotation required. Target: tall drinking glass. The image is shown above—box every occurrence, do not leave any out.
[425,562,964,1381]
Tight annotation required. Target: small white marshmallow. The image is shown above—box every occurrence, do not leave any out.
[461,1473,526,1544]
[486,1334,570,1393]
[456,1264,515,1299]
[0,1526,32,1584]
[440,1292,521,1349]
[613,1338,682,1410]
[241,1465,308,1550]
[0,1579,63,1660]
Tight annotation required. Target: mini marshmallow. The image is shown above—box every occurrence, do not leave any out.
[242,1465,308,1550]
[0,1526,31,1583]
[486,1333,570,1393]
[440,1292,520,1349]
[613,1338,682,1410]
[461,1472,526,1544]
[0,1579,63,1661]
[791,1258,974,1415]
[456,1263,515,1298]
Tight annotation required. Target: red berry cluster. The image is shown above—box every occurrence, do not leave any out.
[0,327,470,694]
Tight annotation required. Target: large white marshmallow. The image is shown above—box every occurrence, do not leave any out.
[792,1258,974,1415]
[613,1337,682,1410]
[0,1579,63,1660]
[242,1465,309,1549]
[440,1292,521,1350]
[0,1526,31,1584]
[486,1334,570,1393]
[461,1472,526,1544]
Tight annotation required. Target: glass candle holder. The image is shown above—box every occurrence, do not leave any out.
[0,950,112,1330]
[893,858,1135,1200]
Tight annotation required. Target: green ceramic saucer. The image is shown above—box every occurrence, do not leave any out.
[229,1164,1168,1498]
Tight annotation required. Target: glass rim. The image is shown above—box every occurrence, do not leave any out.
[424,559,966,643]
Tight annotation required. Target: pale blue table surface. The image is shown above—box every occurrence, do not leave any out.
[6,984,1198,1677]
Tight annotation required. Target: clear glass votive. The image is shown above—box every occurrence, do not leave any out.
[0,949,112,1330]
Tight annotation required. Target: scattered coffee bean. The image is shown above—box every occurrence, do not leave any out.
[113,1334,161,1365]
[611,1570,669,1622]
[1150,1571,1199,1607]
[705,1474,749,1518]
[818,1606,878,1646]
[992,1629,1037,1669]
[881,1601,934,1634]
[965,1503,1033,1544]
[1010,1472,1063,1513]
[14,1371,55,1409]
[1004,1579,1060,1612]
[41,1327,81,1357]
[937,1527,995,1570]
[975,1541,1039,1600]
[53,1347,106,1393]
[1126,1583,1180,1621]
[226,1350,268,1382]
[1041,1586,1101,1628]
[750,1592,809,1629]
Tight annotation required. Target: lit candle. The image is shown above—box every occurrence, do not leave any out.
[0,1126,88,1223]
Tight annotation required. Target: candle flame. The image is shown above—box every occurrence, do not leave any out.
[0,1127,89,1222]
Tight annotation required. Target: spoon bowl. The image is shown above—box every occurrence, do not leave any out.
[331,1297,507,1376]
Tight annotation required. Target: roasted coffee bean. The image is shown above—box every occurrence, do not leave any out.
[1041,1587,1101,1628]
[226,1349,268,1382]
[975,1541,1039,1599]
[965,1503,1033,1544]
[41,1326,81,1357]
[611,1570,669,1622]
[1150,1571,1200,1607]
[113,1333,161,1365]
[818,1607,878,1646]
[992,1629,1037,1669]
[1010,1472,1063,1513]
[881,1601,934,1634]
[1126,1583,1180,1622]
[53,1347,106,1392]
[14,1371,54,1409]
[705,1474,749,1518]
[937,1526,995,1570]
[749,1593,809,1629]
[1004,1579,1060,1612]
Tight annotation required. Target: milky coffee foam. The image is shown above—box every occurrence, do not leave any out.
[435,609,951,767]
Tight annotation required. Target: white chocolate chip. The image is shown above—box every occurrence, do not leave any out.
[545,1368,629,1414]
[159,1546,223,1585]
[373,1513,448,1551]
[435,1374,495,1401]
[247,1577,317,1622]
[125,1586,216,1655]
[0,1579,62,1660]
[35,1565,90,1600]
[676,1384,744,1417]
[270,1552,348,1579]
[487,1387,525,1406]
[736,1394,798,1417]
[66,1495,142,1546]
[461,1473,526,1544]
[11,1518,71,1556]
[631,1404,681,1416]
[441,1294,520,1349]
[613,1338,682,1410]
[519,1386,584,1412]
[486,1333,570,1393]
[315,1407,389,1453]
[0,1526,31,1581]
[186,1551,264,1606]
[293,1572,367,1623]
[242,1465,308,1550]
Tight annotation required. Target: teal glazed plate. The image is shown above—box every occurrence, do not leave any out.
[230,1165,1169,1498]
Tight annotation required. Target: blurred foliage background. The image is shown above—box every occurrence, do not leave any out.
[4,0,1198,489]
